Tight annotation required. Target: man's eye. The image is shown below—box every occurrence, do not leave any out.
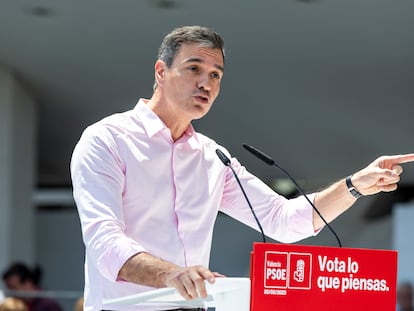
[189,66,199,72]
[211,72,221,79]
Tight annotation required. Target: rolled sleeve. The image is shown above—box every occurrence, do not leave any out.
[277,193,320,243]
[95,233,146,281]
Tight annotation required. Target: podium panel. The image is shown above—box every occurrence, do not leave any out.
[250,243,397,311]
[102,277,250,310]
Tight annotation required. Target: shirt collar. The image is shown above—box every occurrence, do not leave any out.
[134,98,197,144]
[134,98,167,138]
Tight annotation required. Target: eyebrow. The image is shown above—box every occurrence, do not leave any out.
[185,57,224,73]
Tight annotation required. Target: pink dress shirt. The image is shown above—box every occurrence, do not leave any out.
[70,99,318,311]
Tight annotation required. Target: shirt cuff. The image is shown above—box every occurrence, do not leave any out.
[97,237,147,282]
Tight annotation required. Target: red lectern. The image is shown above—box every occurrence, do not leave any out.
[250,243,397,310]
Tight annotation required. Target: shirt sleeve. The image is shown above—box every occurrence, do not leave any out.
[219,155,321,243]
[70,124,146,281]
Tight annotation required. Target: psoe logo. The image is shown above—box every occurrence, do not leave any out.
[294,259,305,282]
[288,253,312,290]
[264,251,312,290]
[264,251,288,288]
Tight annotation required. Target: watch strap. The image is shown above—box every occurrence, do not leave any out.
[346,175,363,199]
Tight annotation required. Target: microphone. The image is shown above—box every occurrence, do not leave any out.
[215,149,266,243]
[242,143,342,248]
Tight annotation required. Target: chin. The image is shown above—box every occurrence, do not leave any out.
[189,104,210,119]
[192,113,207,121]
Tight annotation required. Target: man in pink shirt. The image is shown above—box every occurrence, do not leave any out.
[70,25,414,311]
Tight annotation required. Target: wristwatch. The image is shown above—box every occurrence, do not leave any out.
[346,175,363,199]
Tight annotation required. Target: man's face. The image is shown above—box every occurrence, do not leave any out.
[157,43,224,121]
[4,275,31,291]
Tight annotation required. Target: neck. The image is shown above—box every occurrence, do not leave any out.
[147,93,191,142]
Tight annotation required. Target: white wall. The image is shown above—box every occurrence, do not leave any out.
[0,65,36,275]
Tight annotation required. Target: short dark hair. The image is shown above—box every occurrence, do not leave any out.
[154,25,225,90]
[2,262,42,286]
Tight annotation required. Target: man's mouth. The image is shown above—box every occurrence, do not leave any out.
[194,95,209,104]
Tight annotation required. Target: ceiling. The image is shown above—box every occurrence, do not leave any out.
[1,0,414,192]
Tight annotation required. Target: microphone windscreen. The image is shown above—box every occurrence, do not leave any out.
[242,144,275,166]
[216,149,231,166]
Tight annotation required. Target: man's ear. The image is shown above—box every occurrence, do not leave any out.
[154,60,166,87]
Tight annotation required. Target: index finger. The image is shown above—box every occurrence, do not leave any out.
[198,266,216,284]
[192,266,215,298]
[383,154,414,165]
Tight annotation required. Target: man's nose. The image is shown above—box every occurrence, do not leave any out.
[197,74,212,91]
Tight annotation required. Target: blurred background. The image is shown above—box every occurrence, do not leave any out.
[1,0,414,310]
